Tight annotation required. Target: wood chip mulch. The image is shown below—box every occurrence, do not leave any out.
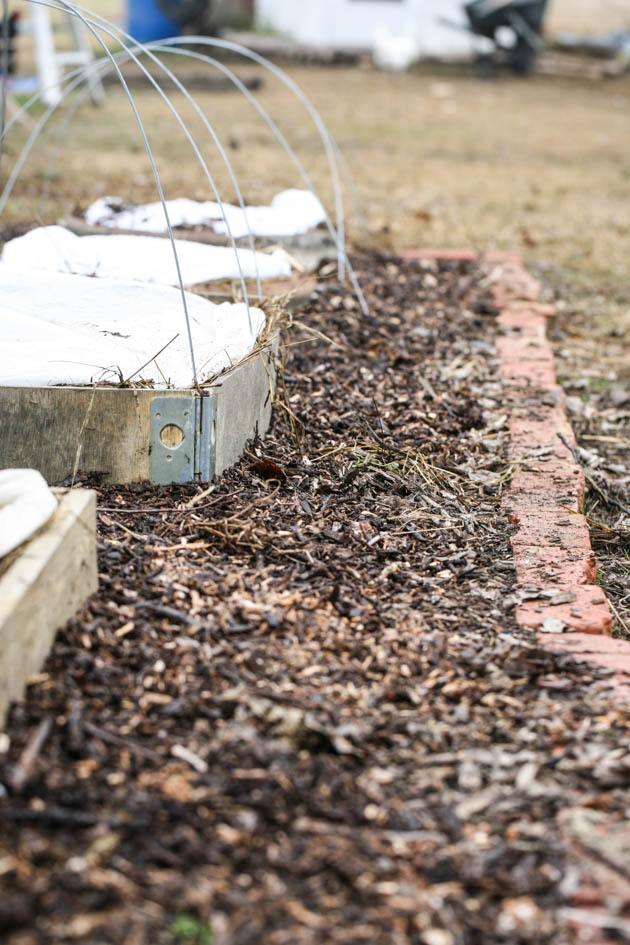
[1,254,628,945]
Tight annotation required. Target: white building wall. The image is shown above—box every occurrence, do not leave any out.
[256,0,474,57]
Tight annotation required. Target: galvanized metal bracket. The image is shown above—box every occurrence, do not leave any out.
[195,394,215,484]
[149,394,215,485]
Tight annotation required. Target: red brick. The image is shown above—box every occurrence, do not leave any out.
[490,265,542,304]
[513,546,596,586]
[518,585,612,635]
[509,509,593,553]
[501,359,558,390]
[504,464,585,513]
[496,335,554,363]
[542,634,630,698]
[509,413,577,463]
[400,248,523,264]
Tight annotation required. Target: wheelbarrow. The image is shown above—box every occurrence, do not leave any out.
[464,0,549,74]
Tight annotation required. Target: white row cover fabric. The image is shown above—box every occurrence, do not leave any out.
[0,269,266,388]
[0,469,58,559]
[1,226,292,288]
[84,189,327,240]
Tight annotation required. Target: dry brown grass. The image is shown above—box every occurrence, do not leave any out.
[6,64,630,328]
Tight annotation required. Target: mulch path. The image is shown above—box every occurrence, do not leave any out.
[1,254,628,945]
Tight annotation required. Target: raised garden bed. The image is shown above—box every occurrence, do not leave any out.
[0,489,97,729]
[0,340,277,486]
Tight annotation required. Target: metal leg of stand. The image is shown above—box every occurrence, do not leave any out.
[66,13,105,105]
[32,3,63,107]
[32,6,106,109]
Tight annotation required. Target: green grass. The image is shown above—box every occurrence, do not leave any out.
[170,914,214,945]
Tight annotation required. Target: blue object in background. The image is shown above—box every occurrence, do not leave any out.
[127,0,181,42]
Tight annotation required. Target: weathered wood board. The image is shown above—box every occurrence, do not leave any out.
[215,343,277,477]
[1,386,187,484]
[0,489,97,729]
[0,341,277,485]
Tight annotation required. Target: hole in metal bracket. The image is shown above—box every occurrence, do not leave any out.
[160,423,184,449]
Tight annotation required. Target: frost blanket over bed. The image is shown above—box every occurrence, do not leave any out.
[1,226,292,287]
[0,469,58,559]
[84,189,327,239]
[0,270,266,388]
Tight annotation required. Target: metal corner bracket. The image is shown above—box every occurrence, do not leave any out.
[149,393,215,485]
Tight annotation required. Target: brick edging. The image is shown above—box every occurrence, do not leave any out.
[490,258,613,635]
[400,249,629,703]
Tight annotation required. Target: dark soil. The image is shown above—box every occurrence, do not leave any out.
[1,255,628,945]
